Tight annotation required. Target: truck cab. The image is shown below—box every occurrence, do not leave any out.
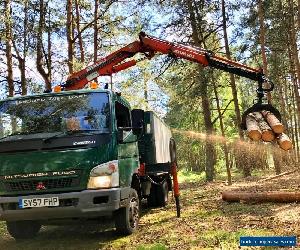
[0,89,143,238]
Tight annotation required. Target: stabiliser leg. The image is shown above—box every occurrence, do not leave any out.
[171,162,180,218]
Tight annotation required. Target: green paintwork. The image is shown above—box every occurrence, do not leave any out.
[0,90,140,196]
[0,141,117,196]
[112,93,139,188]
[118,132,139,187]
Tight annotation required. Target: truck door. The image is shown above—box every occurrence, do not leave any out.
[115,102,139,187]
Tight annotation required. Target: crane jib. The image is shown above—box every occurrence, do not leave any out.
[63,31,274,98]
[207,57,262,82]
[64,51,133,87]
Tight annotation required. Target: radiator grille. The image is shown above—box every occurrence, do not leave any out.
[2,177,80,192]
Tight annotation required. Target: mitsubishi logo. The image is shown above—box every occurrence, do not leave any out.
[36,182,46,190]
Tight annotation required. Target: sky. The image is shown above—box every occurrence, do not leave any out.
[0,0,248,117]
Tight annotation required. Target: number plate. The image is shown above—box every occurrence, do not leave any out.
[19,197,59,208]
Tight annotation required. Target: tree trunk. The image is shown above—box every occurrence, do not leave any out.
[298,0,300,30]
[212,77,232,185]
[21,0,28,95]
[287,32,299,159]
[221,0,243,138]
[4,0,14,97]
[93,0,98,63]
[11,0,28,95]
[67,0,74,74]
[258,0,271,102]
[288,0,300,122]
[47,7,52,86]
[291,85,300,159]
[18,58,26,95]
[75,0,84,63]
[186,0,216,181]
[258,0,283,173]
[36,0,51,91]
[287,0,300,160]
[222,0,250,176]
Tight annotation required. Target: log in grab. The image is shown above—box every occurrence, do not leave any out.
[245,110,292,151]
[231,107,295,204]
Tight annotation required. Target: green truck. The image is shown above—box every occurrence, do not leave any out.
[0,89,177,239]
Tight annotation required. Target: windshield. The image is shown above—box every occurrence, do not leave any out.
[0,92,110,140]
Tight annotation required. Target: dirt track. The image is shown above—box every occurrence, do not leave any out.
[0,173,300,249]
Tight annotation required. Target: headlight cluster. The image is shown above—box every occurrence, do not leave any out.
[87,160,119,189]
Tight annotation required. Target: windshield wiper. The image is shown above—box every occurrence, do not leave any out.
[43,129,102,143]
[0,131,32,142]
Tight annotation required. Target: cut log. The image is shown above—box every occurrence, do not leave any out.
[246,114,262,141]
[222,191,300,203]
[261,127,275,142]
[261,110,284,134]
[277,133,293,151]
[251,112,275,142]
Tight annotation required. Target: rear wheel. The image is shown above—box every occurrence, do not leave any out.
[115,188,139,235]
[156,181,169,207]
[147,184,158,207]
[147,180,169,207]
[6,220,41,240]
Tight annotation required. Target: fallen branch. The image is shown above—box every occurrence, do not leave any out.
[257,169,298,183]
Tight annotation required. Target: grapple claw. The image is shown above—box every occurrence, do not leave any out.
[241,103,281,130]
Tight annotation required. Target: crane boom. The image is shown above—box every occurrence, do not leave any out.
[63,32,274,101]
[61,31,282,132]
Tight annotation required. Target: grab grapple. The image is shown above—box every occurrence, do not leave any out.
[241,76,281,130]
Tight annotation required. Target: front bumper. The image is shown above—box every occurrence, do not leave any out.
[0,188,130,221]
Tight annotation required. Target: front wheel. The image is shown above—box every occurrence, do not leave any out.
[115,188,139,235]
[6,220,41,240]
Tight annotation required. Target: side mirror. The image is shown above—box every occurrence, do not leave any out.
[132,109,144,128]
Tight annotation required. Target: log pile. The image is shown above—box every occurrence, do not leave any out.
[246,110,292,150]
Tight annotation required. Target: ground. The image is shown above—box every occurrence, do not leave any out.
[0,171,299,250]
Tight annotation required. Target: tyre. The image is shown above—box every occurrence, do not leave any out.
[115,188,139,235]
[156,181,169,207]
[147,184,157,207]
[6,220,41,240]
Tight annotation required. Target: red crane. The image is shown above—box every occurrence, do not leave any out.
[63,32,281,127]
[64,32,271,93]
[61,32,282,217]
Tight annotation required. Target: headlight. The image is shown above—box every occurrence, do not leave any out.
[87,160,119,189]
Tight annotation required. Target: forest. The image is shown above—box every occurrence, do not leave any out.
[0,0,300,249]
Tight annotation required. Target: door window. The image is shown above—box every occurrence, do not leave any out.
[115,102,131,129]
